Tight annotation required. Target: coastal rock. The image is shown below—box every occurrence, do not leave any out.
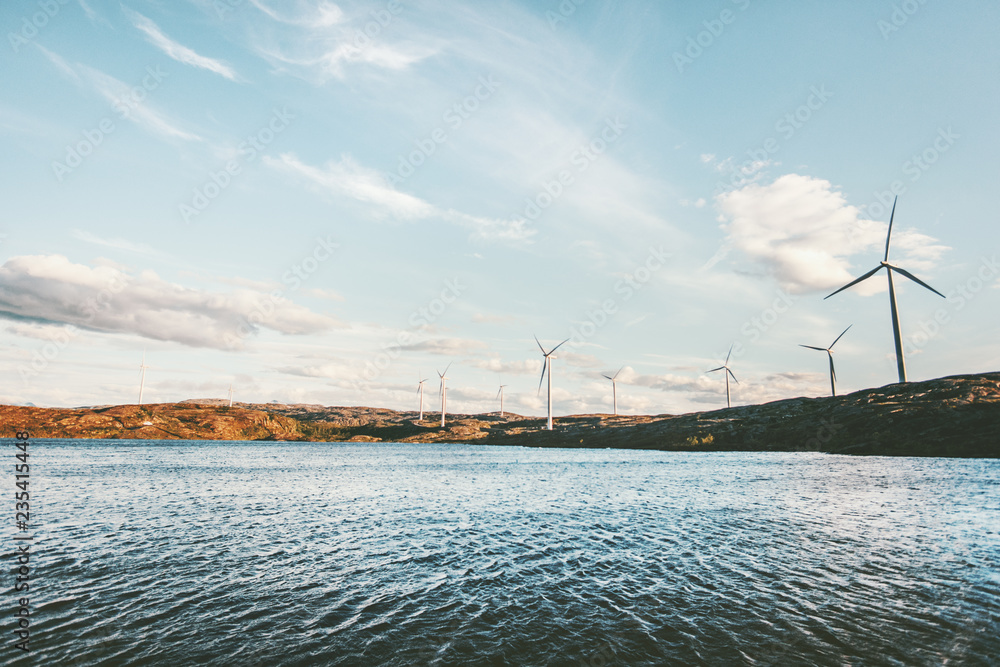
[2,372,998,457]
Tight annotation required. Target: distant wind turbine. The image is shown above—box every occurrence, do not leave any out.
[536,335,570,430]
[800,325,852,397]
[707,345,739,408]
[602,367,624,416]
[417,375,429,420]
[227,383,234,407]
[437,363,452,428]
[496,380,507,417]
[138,351,149,405]
[825,196,945,383]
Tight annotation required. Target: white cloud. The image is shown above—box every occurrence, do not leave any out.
[715,174,948,294]
[0,255,336,349]
[126,9,239,81]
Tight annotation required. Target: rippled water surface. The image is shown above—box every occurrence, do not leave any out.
[10,441,1000,666]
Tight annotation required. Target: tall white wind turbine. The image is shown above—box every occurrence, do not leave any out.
[825,196,944,383]
[496,381,507,417]
[602,367,624,416]
[800,325,852,397]
[437,363,452,428]
[535,335,570,431]
[417,376,429,421]
[707,345,739,408]
[138,351,149,405]
[227,383,234,407]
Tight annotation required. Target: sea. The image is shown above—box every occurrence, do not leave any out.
[5,440,999,666]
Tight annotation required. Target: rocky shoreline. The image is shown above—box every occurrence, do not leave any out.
[2,372,998,457]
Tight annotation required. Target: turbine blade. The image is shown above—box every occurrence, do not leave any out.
[829,352,836,383]
[534,335,546,355]
[830,324,853,349]
[602,374,613,380]
[799,345,826,351]
[549,338,571,355]
[537,358,547,395]
[884,196,898,261]
[613,366,624,380]
[889,266,946,298]
[496,388,502,399]
[707,366,724,373]
[727,368,739,384]
[725,344,734,364]
[824,265,883,299]
[443,362,452,377]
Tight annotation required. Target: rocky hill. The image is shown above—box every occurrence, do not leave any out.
[2,372,998,457]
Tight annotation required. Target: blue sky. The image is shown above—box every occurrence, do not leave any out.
[2,0,998,415]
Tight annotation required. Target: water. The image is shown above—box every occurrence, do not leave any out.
[7,441,1000,666]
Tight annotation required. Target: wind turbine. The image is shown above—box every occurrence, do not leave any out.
[437,363,452,428]
[227,383,234,407]
[825,196,945,383]
[602,367,624,416]
[707,345,739,408]
[137,351,149,405]
[800,325,852,397]
[496,380,507,417]
[535,335,570,430]
[417,376,429,420]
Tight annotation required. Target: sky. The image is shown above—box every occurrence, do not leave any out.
[1,0,998,416]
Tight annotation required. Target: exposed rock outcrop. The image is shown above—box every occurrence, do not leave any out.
[2,372,998,457]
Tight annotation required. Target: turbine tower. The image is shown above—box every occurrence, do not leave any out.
[227,383,234,407]
[496,381,507,417]
[138,351,149,405]
[535,335,569,430]
[602,367,624,416]
[800,325,852,397]
[437,363,452,428]
[707,345,739,408]
[417,376,429,420]
[825,196,945,383]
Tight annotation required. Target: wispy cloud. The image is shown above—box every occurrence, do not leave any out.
[246,1,434,80]
[38,45,201,142]
[266,153,535,244]
[400,338,488,356]
[71,230,162,257]
[126,9,239,81]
